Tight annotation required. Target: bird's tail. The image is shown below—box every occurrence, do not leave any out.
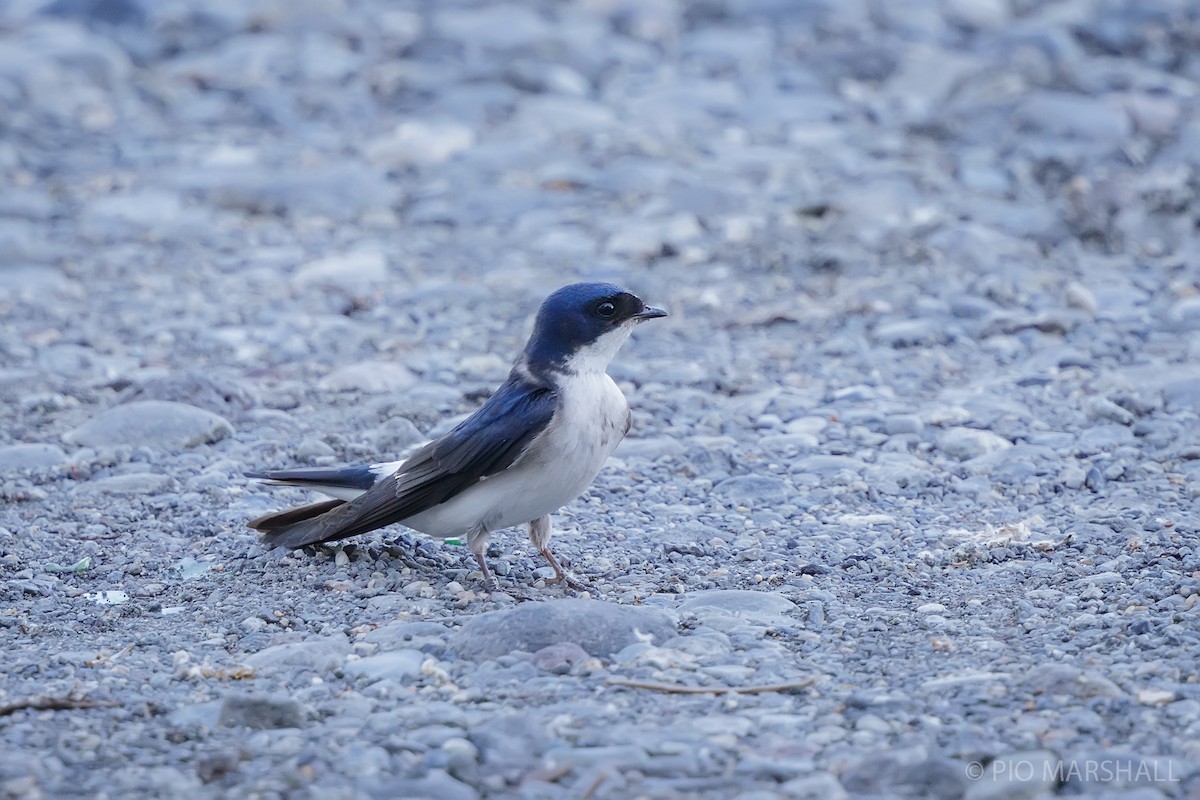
[247,499,347,549]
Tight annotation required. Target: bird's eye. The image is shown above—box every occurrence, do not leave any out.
[595,301,617,318]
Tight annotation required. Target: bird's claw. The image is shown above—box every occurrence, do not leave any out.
[547,572,595,593]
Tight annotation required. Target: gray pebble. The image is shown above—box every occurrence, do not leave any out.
[781,771,849,799]
[75,473,171,495]
[936,427,1013,460]
[715,475,791,506]
[1022,664,1124,700]
[450,599,675,660]
[678,589,798,625]
[63,401,233,449]
[243,636,350,673]
[217,694,309,730]
[0,443,67,472]
[317,361,418,393]
[345,650,425,682]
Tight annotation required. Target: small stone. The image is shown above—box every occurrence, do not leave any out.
[1022,664,1124,700]
[884,415,924,436]
[615,436,687,460]
[1085,396,1134,425]
[942,0,1009,29]
[531,642,590,674]
[782,771,849,800]
[217,694,307,730]
[1060,465,1086,490]
[243,636,350,673]
[292,250,388,296]
[1064,282,1098,315]
[450,599,675,660]
[365,120,475,167]
[318,362,417,393]
[63,401,233,449]
[118,370,256,419]
[854,713,891,733]
[542,744,648,770]
[841,754,966,798]
[441,737,480,781]
[715,475,790,506]
[678,590,797,624]
[1136,688,1177,706]
[0,443,67,472]
[936,427,1012,460]
[77,473,171,495]
[874,319,948,348]
[344,650,424,682]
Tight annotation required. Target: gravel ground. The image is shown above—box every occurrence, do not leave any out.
[3,0,1200,798]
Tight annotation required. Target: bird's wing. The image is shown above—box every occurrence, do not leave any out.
[258,375,559,548]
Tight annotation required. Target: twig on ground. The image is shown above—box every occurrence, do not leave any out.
[0,695,119,717]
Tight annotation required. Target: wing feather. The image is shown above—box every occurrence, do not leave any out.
[259,374,558,548]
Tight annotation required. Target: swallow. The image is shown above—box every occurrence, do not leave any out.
[246,282,667,589]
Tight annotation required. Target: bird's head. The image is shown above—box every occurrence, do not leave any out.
[523,282,668,375]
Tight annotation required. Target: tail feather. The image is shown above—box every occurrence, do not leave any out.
[248,499,348,549]
[244,466,379,501]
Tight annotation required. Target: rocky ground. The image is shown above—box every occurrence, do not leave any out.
[2,0,1200,797]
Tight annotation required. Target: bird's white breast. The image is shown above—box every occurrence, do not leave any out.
[401,370,630,538]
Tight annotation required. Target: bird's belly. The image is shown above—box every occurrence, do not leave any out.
[400,463,590,538]
[401,372,628,537]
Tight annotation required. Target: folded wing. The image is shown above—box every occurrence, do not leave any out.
[251,375,559,549]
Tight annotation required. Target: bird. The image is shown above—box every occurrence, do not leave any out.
[245,282,668,590]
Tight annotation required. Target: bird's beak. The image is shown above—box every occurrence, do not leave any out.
[633,306,668,322]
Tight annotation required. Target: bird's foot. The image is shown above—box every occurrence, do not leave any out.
[539,547,595,593]
[472,551,501,593]
[546,572,596,593]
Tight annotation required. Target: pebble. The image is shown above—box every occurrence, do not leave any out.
[530,642,591,674]
[75,473,171,495]
[936,427,1013,461]
[365,120,475,168]
[217,694,309,730]
[782,772,849,800]
[1022,665,1124,700]
[450,599,676,660]
[678,589,798,625]
[714,476,791,506]
[344,650,425,682]
[884,415,924,436]
[0,443,67,472]
[243,636,351,673]
[291,250,389,296]
[63,401,234,449]
[317,362,418,393]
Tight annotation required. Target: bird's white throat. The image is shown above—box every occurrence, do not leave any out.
[561,323,636,375]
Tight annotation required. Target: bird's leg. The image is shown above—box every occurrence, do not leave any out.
[465,526,498,591]
[528,515,593,591]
